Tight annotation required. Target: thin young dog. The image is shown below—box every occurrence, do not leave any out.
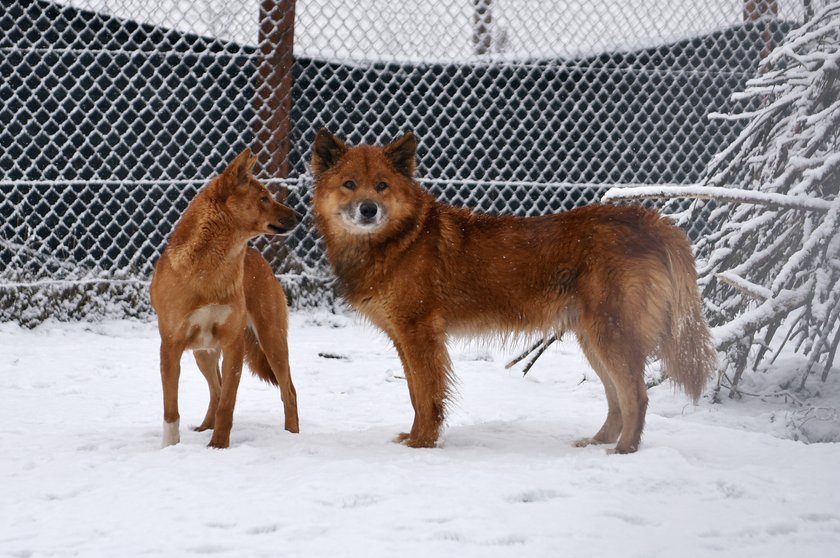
[151,149,300,449]
[311,129,716,454]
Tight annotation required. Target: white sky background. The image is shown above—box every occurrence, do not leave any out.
[53,0,810,62]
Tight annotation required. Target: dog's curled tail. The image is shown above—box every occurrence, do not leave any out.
[244,327,280,386]
[660,242,717,403]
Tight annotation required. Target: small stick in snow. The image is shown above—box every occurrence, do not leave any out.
[318,352,350,360]
[505,335,558,376]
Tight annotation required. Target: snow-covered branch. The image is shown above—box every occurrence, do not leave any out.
[712,286,811,349]
[715,271,771,301]
[602,185,833,213]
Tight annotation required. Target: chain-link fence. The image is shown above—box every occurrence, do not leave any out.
[1,0,820,324]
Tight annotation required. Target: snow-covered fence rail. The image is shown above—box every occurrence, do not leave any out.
[1,0,819,324]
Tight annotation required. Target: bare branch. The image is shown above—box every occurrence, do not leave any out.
[505,336,557,376]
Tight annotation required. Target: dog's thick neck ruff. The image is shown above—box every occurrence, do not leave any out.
[321,191,434,285]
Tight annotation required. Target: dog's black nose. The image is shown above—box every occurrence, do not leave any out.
[359,201,378,220]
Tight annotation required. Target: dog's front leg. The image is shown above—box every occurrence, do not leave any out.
[208,337,245,449]
[160,340,184,448]
[391,321,451,448]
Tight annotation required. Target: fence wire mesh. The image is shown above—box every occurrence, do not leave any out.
[0,0,821,323]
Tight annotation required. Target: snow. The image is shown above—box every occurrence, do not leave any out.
[2,311,840,557]
[52,0,807,62]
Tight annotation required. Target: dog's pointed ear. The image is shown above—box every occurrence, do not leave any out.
[312,129,347,178]
[384,131,417,178]
[223,148,256,184]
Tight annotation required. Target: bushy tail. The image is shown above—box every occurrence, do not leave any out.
[660,244,717,402]
[244,327,279,386]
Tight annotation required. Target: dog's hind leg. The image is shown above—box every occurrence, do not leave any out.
[242,249,299,434]
[574,334,623,447]
[160,341,183,447]
[601,347,648,455]
[193,349,221,432]
[265,347,299,434]
[245,327,299,433]
[208,338,245,449]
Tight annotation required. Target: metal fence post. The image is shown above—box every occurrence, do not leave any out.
[473,0,492,55]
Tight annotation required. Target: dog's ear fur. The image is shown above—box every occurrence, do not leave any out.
[384,131,417,178]
[222,148,256,186]
[312,129,347,178]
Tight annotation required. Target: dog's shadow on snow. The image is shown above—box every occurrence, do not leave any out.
[437,419,592,458]
[144,415,605,459]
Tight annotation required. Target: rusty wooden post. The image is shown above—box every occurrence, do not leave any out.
[256,0,296,180]
[255,0,296,270]
[744,0,779,58]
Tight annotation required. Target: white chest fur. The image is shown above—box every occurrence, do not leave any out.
[186,304,233,349]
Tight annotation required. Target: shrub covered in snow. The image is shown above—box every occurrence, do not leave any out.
[604,3,840,399]
[695,2,840,397]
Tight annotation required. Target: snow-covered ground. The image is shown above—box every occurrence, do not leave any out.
[1,311,839,557]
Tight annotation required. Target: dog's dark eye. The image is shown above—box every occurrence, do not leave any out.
[342,180,356,191]
[375,182,389,192]
[260,196,270,205]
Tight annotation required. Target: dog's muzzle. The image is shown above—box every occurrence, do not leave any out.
[268,210,301,236]
[342,200,386,231]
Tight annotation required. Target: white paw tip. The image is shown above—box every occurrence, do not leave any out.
[161,419,180,448]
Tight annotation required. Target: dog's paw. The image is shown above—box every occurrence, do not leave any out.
[393,432,437,448]
[607,445,638,455]
[208,434,230,449]
[161,419,180,448]
[193,424,213,432]
[574,435,616,448]
[406,438,437,448]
